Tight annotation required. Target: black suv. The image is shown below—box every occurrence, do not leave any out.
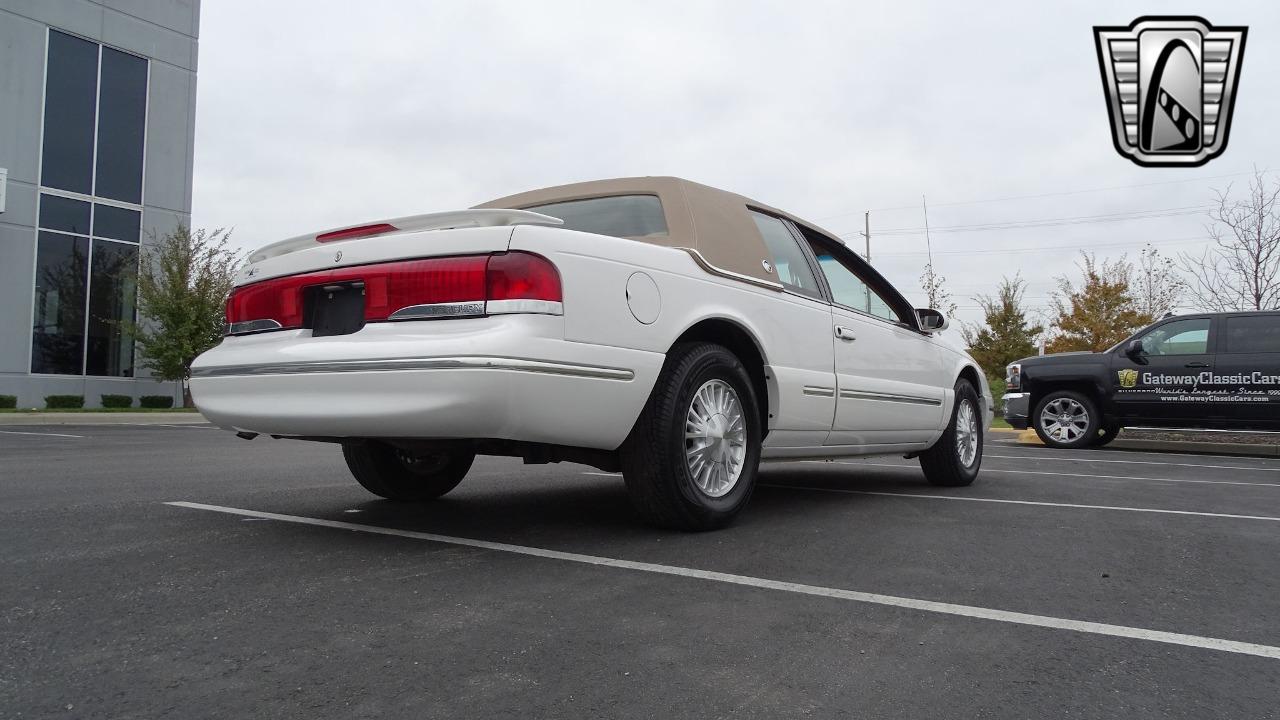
[1003,311,1280,448]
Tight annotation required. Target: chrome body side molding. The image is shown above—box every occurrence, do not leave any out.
[838,389,943,407]
[191,356,634,381]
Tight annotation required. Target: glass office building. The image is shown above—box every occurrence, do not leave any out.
[0,1,200,407]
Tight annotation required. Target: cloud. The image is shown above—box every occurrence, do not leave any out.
[192,0,1280,328]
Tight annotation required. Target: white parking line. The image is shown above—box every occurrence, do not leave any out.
[983,444,1280,464]
[985,454,1280,473]
[760,483,1280,523]
[117,423,216,430]
[0,429,85,439]
[805,461,1280,489]
[166,500,1280,660]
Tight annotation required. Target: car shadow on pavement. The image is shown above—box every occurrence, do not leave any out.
[270,462,938,540]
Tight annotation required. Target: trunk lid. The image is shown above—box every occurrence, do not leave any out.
[235,209,561,285]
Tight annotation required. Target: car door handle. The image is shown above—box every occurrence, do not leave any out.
[1184,362,1210,368]
[835,326,856,341]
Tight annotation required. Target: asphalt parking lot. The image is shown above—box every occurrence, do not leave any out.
[3,424,1280,719]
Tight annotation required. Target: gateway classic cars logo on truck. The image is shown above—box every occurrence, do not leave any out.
[1117,368,1139,388]
[1094,16,1247,166]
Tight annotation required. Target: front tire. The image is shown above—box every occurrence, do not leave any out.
[620,342,762,531]
[920,379,983,487]
[342,441,475,501]
[1032,390,1100,449]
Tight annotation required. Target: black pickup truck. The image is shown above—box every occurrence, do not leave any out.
[1003,311,1280,448]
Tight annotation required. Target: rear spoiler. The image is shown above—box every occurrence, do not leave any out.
[246,209,563,263]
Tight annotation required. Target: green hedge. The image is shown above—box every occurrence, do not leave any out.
[139,395,175,409]
[45,395,85,409]
[0,395,16,409]
[100,394,133,408]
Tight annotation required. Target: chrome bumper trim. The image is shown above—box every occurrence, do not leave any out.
[839,389,943,406]
[191,356,635,381]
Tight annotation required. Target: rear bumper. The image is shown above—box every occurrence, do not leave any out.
[1002,392,1030,429]
[189,315,663,450]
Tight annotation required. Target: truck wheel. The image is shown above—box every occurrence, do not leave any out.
[919,379,982,487]
[1032,391,1100,449]
[1095,420,1121,447]
[342,441,475,501]
[621,342,762,531]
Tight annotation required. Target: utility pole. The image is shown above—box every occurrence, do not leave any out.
[922,195,933,265]
[863,211,870,263]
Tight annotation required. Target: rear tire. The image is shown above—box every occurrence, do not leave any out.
[1032,390,1100,449]
[920,379,982,487]
[342,441,475,501]
[620,342,762,531]
[1095,420,1121,447]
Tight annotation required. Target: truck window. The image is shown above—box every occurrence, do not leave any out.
[1224,315,1280,353]
[1136,318,1210,356]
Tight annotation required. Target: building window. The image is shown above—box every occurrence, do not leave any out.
[32,30,147,377]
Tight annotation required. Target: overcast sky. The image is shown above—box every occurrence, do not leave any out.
[190,0,1280,330]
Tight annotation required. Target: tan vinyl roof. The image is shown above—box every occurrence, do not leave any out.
[474,176,845,287]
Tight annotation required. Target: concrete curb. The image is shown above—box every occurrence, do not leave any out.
[1002,426,1278,459]
[0,412,209,426]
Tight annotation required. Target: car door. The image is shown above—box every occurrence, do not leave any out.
[798,232,946,446]
[1209,313,1280,428]
[749,211,838,449]
[1109,316,1214,425]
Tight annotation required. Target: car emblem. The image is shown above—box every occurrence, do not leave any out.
[761,260,773,273]
[1117,368,1140,388]
[334,251,343,263]
[1094,16,1247,167]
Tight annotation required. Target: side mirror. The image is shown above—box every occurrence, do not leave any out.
[1125,339,1146,360]
[917,308,949,333]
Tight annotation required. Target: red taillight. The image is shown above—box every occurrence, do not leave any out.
[316,223,398,243]
[225,252,561,334]
[486,251,562,302]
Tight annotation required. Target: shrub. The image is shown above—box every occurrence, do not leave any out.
[45,395,85,409]
[0,395,16,409]
[988,377,1007,417]
[139,395,175,409]
[101,394,133,408]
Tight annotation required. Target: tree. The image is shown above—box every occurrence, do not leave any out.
[129,226,240,405]
[1045,253,1152,353]
[919,263,957,317]
[962,275,1044,381]
[1134,244,1184,318]
[1180,168,1280,311]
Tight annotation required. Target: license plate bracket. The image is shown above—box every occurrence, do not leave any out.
[304,281,366,337]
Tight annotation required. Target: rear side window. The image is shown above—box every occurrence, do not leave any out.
[750,212,822,299]
[524,195,668,239]
[1224,315,1280,353]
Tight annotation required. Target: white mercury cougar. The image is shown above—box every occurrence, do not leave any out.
[192,177,992,529]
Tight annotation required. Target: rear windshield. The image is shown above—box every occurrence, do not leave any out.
[524,195,668,239]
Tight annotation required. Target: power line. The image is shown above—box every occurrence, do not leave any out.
[816,168,1271,220]
[872,234,1210,258]
[857,204,1211,237]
